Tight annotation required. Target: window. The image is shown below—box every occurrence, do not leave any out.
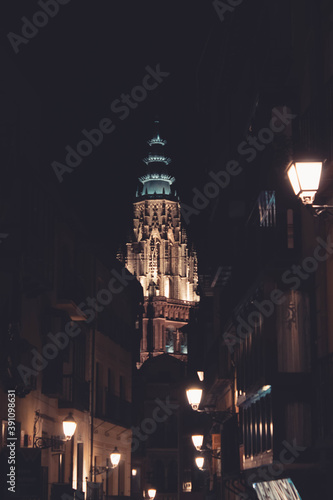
[165,328,175,353]
[257,191,276,227]
[242,392,272,459]
[180,333,188,354]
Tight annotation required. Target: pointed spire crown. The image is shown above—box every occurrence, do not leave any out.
[136,119,177,199]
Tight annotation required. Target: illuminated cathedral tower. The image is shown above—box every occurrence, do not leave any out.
[126,120,199,367]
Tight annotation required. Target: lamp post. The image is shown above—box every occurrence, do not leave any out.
[33,411,77,489]
[91,447,121,497]
[105,449,121,499]
[62,412,77,487]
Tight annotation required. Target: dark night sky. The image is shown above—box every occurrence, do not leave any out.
[0,1,216,259]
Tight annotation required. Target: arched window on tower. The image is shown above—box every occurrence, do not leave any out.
[165,327,175,353]
[165,241,170,274]
[165,277,170,298]
[180,332,188,354]
[169,277,173,298]
[157,241,160,272]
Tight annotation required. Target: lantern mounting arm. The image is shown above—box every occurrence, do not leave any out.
[200,447,221,460]
[34,435,68,450]
[33,410,76,449]
[195,407,234,424]
[90,463,118,476]
[311,205,333,217]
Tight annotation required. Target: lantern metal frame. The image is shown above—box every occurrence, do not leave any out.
[286,159,333,216]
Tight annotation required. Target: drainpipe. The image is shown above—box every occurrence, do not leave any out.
[90,256,96,482]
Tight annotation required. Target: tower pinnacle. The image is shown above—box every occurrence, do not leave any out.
[136,120,176,199]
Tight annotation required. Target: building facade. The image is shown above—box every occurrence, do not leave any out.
[0,87,143,500]
[185,1,333,499]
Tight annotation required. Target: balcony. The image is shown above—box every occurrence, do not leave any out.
[101,391,132,428]
[58,374,89,411]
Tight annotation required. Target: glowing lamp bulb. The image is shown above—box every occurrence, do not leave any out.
[287,161,322,205]
[195,457,204,470]
[192,435,204,451]
[186,388,202,411]
[148,489,157,499]
[110,447,121,468]
[62,413,76,440]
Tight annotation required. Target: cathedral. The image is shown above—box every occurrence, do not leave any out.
[125,120,199,367]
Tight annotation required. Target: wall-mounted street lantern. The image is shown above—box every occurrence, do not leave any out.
[186,388,203,411]
[195,456,205,471]
[110,447,121,468]
[191,434,221,461]
[91,447,122,476]
[192,435,204,451]
[132,468,137,476]
[186,387,233,421]
[33,411,77,449]
[90,448,121,498]
[287,161,322,205]
[148,488,157,499]
[62,412,77,440]
[33,411,78,487]
[287,160,333,215]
